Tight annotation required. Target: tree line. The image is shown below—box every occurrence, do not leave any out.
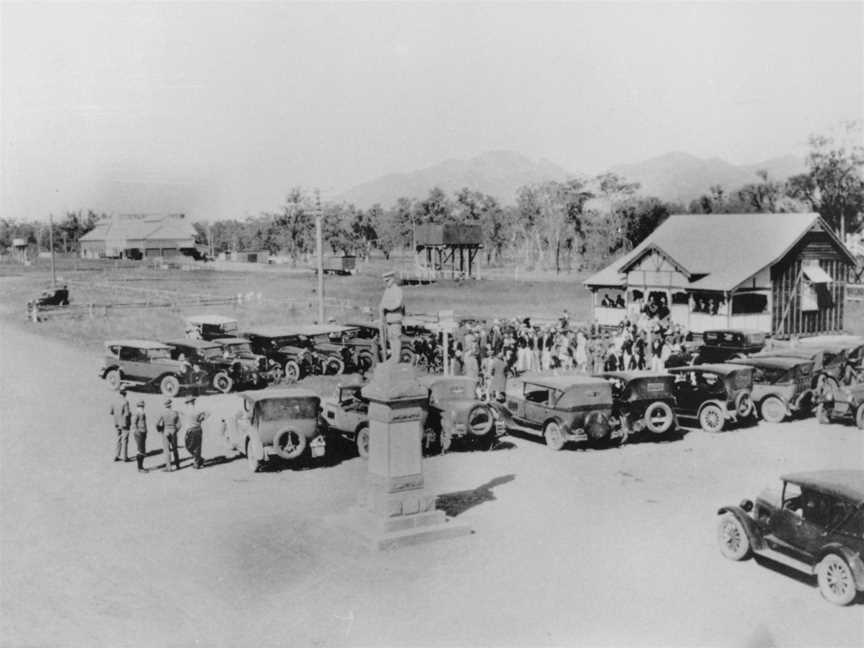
[2,126,862,272]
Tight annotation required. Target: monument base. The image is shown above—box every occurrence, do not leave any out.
[341,504,472,551]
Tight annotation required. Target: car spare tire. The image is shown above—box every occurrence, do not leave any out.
[585,411,610,442]
[643,401,675,434]
[466,405,494,436]
[273,429,306,461]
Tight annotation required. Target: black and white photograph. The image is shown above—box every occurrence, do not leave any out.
[1,2,863,646]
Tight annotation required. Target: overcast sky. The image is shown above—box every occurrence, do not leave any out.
[1,1,862,221]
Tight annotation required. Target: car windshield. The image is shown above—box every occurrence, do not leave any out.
[754,367,789,384]
[227,343,252,355]
[147,348,171,360]
[199,347,222,360]
[836,508,864,539]
[257,397,318,420]
[269,337,299,348]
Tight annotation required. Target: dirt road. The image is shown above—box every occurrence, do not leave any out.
[1,322,862,647]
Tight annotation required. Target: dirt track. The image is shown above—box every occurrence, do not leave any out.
[1,322,863,647]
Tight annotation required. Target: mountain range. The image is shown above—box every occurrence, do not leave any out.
[335,150,807,209]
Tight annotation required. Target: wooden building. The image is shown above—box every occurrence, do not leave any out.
[584,213,856,336]
[415,224,482,279]
[79,214,197,259]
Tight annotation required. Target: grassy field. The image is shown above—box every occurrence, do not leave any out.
[0,254,595,353]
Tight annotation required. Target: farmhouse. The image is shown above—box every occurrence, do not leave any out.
[584,212,856,336]
[79,214,197,259]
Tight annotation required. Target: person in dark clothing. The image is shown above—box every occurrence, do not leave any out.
[183,396,208,469]
[131,400,149,473]
[109,389,132,462]
[155,399,181,472]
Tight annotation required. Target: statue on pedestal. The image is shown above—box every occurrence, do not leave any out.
[379,270,404,363]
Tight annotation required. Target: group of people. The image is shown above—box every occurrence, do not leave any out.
[109,389,208,473]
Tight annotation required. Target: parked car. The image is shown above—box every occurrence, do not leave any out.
[162,339,238,393]
[596,371,677,438]
[243,327,319,382]
[418,375,501,453]
[218,388,326,472]
[717,470,864,605]
[495,374,615,450]
[320,382,371,457]
[727,357,816,423]
[310,324,372,375]
[184,314,240,341]
[28,285,70,310]
[815,381,864,429]
[343,321,381,370]
[693,329,766,365]
[211,337,279,387]
[99,340,207,396]
[667,364,755,433]
[753,345,849,401]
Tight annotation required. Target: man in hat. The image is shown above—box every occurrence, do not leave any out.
[182,396,208,469]
[155,398,181,472]
[378,270,404,362]
[132,399,149,473]
[109,388,131,462]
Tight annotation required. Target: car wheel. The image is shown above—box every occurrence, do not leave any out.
[212,372,233,394]
[283,361,301,383]
[274,429,306,461]
[355,424,370,459]
[816,403,832,425]
[399,348,415,364]
[817,554,857,606]
[698,404,725,433]
[735,392,754,419]
[357,353,373,374]
[245,438,262,473]
[759,396,786,424]
[717,513,751,561]
[105,369,122,390]
[160,375,180,397]
[643,401,675,434]
[326,357,345,376]
[467,405,494,436]
[544,420,566,451]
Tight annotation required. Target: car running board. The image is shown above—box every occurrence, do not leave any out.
[753,544,815,576]
[505,422,588,443]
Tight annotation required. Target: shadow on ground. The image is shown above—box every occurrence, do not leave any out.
[436,474,515,518]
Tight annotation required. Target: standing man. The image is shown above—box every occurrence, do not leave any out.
[183,396,208,470]
[131,400,149,473]
[155,398,181,472]
[378,270,404,363]
[109,388,131,462]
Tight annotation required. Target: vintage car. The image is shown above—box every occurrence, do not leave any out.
[309,324,372,374]
[815,381,864,429]
[717,470,864,605]
[28,285,70,310]
[496,374,615,450]
[418,375,501,453]
[342,321,381,369]
[321,383,371,457]
[752,344,849,401]
[162,339,237,393]
[243,327,319,382]
[99,340,207,396]
[727,356,816,423]
[218,388,326,472]
[667,364,755,433]
[693,329,766,365]
[184,314,239,341]
[211,337,278,387]
[596,371,677,438]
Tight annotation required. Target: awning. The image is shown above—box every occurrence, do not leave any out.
[802,265,833,283]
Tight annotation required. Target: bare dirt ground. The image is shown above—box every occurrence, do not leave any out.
[1,317,863,648]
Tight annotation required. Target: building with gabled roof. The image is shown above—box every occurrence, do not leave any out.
[584,213,856,336]
[79,214,197,259]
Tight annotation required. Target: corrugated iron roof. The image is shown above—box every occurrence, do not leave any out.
[80,215,196,243]
[584,213,854,291]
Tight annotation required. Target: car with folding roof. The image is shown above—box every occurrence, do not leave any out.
[693,329,766,365]
[752,344,850,402]
[210,337,278,387]
[595,370,677,438]
[162,338,239,393]
[100,339,208,396]
[667,364,755,433]
[717,470,864,605]
[308,324,373,375]
[727,356,816,423]
[217,387,326,472]
[495,373,615,450]
[814,380,864,429]
[184,314,240,341]
[243,325,344,382]
[418,375,501,454]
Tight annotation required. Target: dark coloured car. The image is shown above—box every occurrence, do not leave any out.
[28,285,70,309]
[243,327,320,382]
[596,371,677,439]
[99,340,207,396]
[727,357,816,423]
[496,374,615,450]
[693,329,766,365]
[815,381,864,429]
[163,339,238,393]
[310,324,373,375]
[667,364,755,433]
[717,470,864,605]
[419,375,501,453]
[211,337,279,387]
[184,314,239,341]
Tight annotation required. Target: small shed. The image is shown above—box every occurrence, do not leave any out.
[415,224,482,279]
[584,213,856,336]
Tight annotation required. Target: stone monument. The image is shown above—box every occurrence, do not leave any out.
[348,361,471,550]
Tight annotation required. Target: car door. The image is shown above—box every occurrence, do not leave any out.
[767,484,828,563]
[673,372,699,414]
[119,346,150,381]
[522,385,552,430]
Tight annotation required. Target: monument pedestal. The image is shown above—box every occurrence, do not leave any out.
[345,362,471,551]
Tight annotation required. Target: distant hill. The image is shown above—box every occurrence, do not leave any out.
[609,152,806,205]
[336,150,571,209]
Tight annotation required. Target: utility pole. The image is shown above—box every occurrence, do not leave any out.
[315,189,325,324]
[49,213,56,289]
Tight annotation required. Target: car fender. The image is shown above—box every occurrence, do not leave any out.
[543,416,568,434]
[697,399,727,419]
[245,431,266,462]
[814,543,864,589]
[101,364,120,379]
[716,505,764,550]
[758,393,791,415]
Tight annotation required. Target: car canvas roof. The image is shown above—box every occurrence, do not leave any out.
[104,339,171,350]
[782,470,864,502]
[213,337,251,344]
[597,370,673,380]
[518,373,609,389]
[161,339,221,349]
[243,387,318,402]
[727,356,811,370]
[417,375,476,388]
[668,363,751,376]
[185,315,238,325]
